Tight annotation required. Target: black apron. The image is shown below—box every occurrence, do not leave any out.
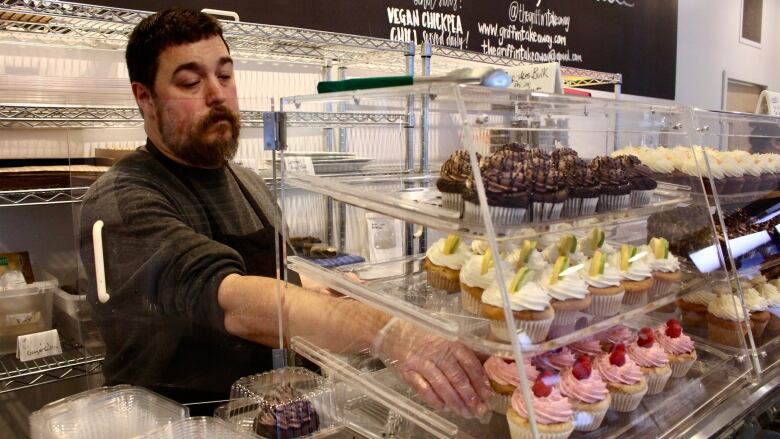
[143,142,299,414]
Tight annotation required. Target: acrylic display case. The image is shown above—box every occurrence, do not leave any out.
[272,84,760,438]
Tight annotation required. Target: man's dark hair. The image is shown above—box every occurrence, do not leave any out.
[126,8,228,92]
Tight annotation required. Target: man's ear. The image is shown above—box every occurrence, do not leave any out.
[131,82,155,118]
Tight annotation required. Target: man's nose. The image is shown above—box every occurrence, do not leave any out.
[204,76,226,106]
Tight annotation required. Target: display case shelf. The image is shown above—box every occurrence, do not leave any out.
[0,187,89,207]
[288,255,708,357]
[0,338,104,394]
[292,323,743,439]
[285,173,691,240]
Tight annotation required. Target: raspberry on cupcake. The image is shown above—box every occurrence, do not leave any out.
[655,319,697,378]
[484,355,539,414]
[506,371,574,439]
[559,355,611,432]
[594,344,648,413]
[627,327,672,395]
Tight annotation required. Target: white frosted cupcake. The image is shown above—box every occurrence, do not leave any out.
[758,283,780,333]
[481,271,555,343]
[611,248,654,306]
[678,288,716,328]
[459,250,510,314]
[423,235,472,293]
[541,259,591,328]
[644,238,682,299]
[743,287,770,339]
[707,294,751,348]
[581,251,625,317]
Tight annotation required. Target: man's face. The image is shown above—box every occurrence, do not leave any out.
[148,36,240,168]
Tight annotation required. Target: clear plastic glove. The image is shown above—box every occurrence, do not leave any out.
[372,318,493,418]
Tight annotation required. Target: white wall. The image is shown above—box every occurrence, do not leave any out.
[675,0,780,110]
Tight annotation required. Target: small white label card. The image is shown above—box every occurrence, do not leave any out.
[17,329,62,362]
[283,156,315,175]
[506,62,564,93]
[756,90,780,117]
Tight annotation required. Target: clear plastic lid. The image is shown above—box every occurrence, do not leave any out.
[30,385,189,439]
[222,367,341,438]
[134,417,258,439]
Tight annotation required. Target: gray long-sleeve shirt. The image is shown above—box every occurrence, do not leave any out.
[79,140,293,398]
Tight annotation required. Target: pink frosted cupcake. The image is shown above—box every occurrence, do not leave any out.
[598,325,635,353]
[655,319,697,378]
[506,371,574,439]
[559,356,611,432]
[484,355,539,414]
[627,327,672,395]
[568,337,604,360]
[594,344,648,413]
[533,347,576,373]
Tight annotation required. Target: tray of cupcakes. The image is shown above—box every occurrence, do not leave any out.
[288,226,705,358]
[439,143,674,225]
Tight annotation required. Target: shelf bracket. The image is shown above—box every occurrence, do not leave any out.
[263,111,287,151]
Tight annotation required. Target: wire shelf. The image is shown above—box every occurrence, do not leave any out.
[0,104,406,129]
[0,338,104,394]
[0,187,89,207]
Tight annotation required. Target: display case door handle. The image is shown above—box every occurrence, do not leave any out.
[201,8,240,22]
[92,220,110,304]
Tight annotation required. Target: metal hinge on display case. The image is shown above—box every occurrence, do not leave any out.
[263,111,287,151]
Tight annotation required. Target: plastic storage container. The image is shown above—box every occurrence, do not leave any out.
[220,367,342,438]
[135,416,259,439]
[29,385,189,439]
[53,288,101,346]
[0,286,53,354]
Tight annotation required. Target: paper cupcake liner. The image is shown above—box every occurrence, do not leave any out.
[464,201,526,225]
[630,189,654,207]
[585,292,624,317]
[609,387,647,413]
[460,288,482,315]
[561,198,580,218]
[508,418,575,439]
[707,320,748,347]
[644,368,672,395]
[622,290,648,306]
[670,358,696,378]
[550,203,564,220]
[580,197,599,215]
[649,279,674,300]
[426,269,460,293]
[551,308,580,326]
[441,192,464,213]
[597,194,630,212]
[491,392,512,414]
[548,323,575,339]
[531,202,563,222]
[573,404,609,432]
[490,317,553,343]
[680,309,708,328]
[752,317,769,339]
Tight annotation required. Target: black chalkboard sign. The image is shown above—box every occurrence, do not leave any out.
[92,0,678,99]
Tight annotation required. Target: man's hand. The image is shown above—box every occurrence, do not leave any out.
[373,319,493,418]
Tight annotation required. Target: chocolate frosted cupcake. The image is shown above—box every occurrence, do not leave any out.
[551,147,579,164]
[590,157,631,212]
[615,155,658,207]
[437,150,477,213]
[559,156,600,217]
[524,158,569,222]
[463,162,531,224]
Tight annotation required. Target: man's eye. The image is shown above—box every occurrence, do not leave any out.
[182,81,200,88]
[219,75,232,81]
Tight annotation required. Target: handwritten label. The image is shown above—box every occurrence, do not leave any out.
[387,2,468,49]
[17,329,62,362]
[756,90,780,117]
[506,62,563,93]
[283,156,315,175]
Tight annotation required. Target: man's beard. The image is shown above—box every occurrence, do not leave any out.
[157,105,241,168]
